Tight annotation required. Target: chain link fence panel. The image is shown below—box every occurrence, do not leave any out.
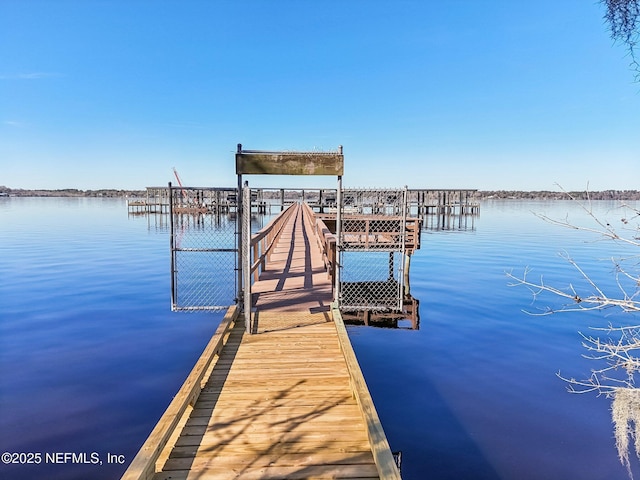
[170,187,238,311]
[340,251,406,312]
[338,188,408,312]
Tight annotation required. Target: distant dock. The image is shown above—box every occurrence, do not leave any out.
[127,186,479,217]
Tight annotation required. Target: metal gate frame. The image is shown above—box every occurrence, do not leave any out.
[236,145,345,333]
[169,183,238,311]
[337,187,409,313]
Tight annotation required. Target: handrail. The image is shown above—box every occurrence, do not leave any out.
[331,302,402,479]
[250,203,299,281]
[319,220,337,281]
[299,201,317,238]
[332,215,421,254]
[121,306,239,480]
[300,202,336,282]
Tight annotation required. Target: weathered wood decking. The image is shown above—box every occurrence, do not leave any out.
[123,203,400,480]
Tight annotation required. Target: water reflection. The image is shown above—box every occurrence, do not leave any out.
[5,198,640,479]
[341,293,420,329]
[421,212,478,231]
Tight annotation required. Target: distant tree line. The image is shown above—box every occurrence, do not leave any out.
[1,186,639,201]
[0,187,145,198]
[478,190,640,200]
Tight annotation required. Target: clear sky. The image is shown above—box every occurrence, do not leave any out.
[1,0,639,191]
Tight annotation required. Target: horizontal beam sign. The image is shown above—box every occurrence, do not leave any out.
[236,149,344,176]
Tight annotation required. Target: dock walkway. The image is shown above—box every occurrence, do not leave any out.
[251,203,333,313]
[123,203,400,480]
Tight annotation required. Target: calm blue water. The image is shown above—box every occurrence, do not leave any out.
[1,197,638,479]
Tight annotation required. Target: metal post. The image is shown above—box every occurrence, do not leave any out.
[404,253,412,296]
[237,173,243,308]
[243,182,252,334]
[398,186,408,310]
[334,174,342,305]
[168,182,176,310]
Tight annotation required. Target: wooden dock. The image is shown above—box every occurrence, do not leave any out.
[123,203,400,479]
[128,186,479,217]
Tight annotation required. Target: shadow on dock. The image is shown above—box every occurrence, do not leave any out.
[154,316,383,479]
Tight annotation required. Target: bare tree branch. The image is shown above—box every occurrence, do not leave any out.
[601,0,640,81]
[509,185,640,475]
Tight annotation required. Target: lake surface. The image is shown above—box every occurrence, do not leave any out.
[1,197,639,479]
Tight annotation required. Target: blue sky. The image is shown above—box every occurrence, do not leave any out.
[1,0,639,191]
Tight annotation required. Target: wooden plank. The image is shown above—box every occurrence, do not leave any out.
[204,377,351,387]
[236,151,344,176]
[199,391,353,403]
[215,355,346,364]
[199,386,353,398]
[168,440,372,457]
[178,421,367,437]
[193,399,357,411]
[189,404,362,418]
[163,451,376,470]
[174,430,371,448]
[216,369,348,376]
[185,412,366,428]
[153,464,379,480]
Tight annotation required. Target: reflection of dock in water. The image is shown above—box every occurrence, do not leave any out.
[341,289,420,330]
